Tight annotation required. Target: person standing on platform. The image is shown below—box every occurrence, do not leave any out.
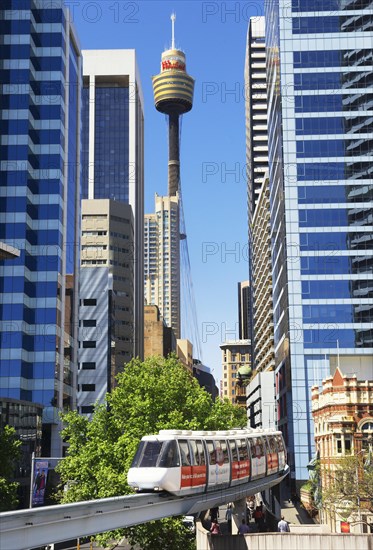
[238,519,251,534]
[278,515,290,532]
[225,504,233,533]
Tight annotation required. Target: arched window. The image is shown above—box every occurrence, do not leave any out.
[361,420,373,451]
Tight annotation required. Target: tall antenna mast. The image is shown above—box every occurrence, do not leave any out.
[171,13,176,49]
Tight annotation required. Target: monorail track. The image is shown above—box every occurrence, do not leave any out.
[0,467,288,550]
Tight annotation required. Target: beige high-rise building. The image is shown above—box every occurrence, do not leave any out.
[220,340,251,406]
[78,200,134,414]
[144,193,180,338]
[252,172,275,373]
[245,16,268,223]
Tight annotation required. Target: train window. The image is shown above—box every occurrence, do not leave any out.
[252,437,264,458]
[249,437,256,458]
[268,435,278,453]
[130,441,146,468]
[196,440,206,465]
[189,440,199,465]
[158,440,180,468]
[179,440,191,466]
[206,440,216,465]
[229,439,238,461]
[136,440,163,467]
[238,439,249,461]
[276,434,284,452]
[217,440,229,464]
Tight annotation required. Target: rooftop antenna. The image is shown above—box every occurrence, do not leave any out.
[171,13,176,49]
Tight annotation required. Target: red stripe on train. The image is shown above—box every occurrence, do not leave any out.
[181,465,207,487]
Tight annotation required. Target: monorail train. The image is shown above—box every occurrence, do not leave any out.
[127,428,287,496]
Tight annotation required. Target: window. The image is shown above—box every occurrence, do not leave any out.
[81,384,95,391]
[336,435,342,454]
[361,421,373,451]
[207,440,216,465]
[81,406,94,414]
[179,440,191,466]
[82,341,96,348]
[83,298,96,306]
[83,319,96,327]
[82,362,96,370]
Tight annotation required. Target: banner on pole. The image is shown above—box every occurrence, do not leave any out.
[32,460,49,507]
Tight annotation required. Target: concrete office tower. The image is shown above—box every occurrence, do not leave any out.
[238,281,251,340]
[78,200,134,414]
[0,2,81,456]
[244,17,273,377]
[81,50,144,364]
[251,172,275,374]
[265,0,373,487]
[245,16,268,223]
[152,14,195,196]
[144,194,181,338]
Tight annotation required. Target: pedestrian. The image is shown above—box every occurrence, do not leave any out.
[238,519,251,535]
[253,505,264,530]
[210,520,221,535]
[210,506,219,522]
[247,499,255,520]
[277,515,290,532]
[225,504,233,534]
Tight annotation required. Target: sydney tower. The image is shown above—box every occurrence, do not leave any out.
[152,14,195,196]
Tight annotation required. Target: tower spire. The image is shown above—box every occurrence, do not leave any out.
[171,13,176,49]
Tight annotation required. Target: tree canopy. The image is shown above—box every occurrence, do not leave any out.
[321,453,373,528]
[0,424,21,512]
[57,355,247,548]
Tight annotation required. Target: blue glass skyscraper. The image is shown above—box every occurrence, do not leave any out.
[265,0,373,486]
[0,1,82,456]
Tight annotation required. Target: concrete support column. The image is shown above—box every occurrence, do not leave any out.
[232,497,247,534]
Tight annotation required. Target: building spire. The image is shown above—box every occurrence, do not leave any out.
[171,13,176,49]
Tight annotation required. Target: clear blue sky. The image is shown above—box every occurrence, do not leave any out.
[71,1,265,384]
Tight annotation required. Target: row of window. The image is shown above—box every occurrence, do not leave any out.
[292,0,372,11]
[304,328,372,348]
[295,93,372,113]
[295,116,373,136]
[302,280,372,299]
[300,232,373,251]
[300,255,373,275]
[294,49,373,69]
[298,185,372,204]
[297,162,372,181]
[303,304,373,323]
[299,208,372,227]
[297,139,372,158]
[292,15,373,34]
[294,72,373,91]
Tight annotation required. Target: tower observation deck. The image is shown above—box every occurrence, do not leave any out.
[152,14,195,196]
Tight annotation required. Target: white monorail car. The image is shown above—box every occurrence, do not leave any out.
[127,428,287,496]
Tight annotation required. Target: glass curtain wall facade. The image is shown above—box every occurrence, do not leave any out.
[81,50,144,362]
[265,0,373,484]
[0,1,81,456]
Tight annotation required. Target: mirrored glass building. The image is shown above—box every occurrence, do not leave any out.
[0,1,82,456]
[265,0,373,486]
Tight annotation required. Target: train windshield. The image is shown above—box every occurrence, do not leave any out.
[131,439,179,468]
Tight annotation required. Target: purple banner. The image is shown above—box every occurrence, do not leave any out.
[32,460,49,507]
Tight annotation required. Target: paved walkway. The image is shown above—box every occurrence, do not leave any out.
[280,498,315,526]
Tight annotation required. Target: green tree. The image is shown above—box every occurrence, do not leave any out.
[57,355,246,548]
[322,453,373,528]
[0,425,21,512]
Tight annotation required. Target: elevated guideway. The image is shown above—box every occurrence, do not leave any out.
[0,467,288,550]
